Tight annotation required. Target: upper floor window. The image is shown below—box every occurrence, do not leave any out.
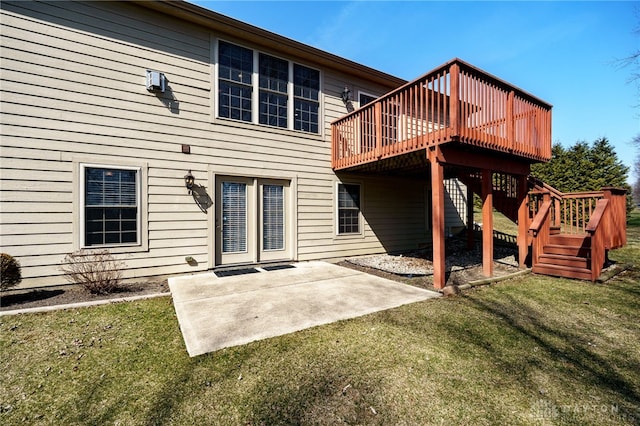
[217,40,320,134]
[293,64,320,133]
[259,53,288,128]
[218,41,253,122]
[359,92,377,107]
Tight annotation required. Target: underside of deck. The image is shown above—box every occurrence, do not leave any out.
[330,59,626,288]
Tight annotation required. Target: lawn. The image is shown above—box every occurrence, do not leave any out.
[1,212,639,425]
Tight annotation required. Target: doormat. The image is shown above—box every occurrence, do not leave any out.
[214,268,259,278]
[262,264,295,271]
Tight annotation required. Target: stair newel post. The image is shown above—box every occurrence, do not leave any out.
[602,187,627,250]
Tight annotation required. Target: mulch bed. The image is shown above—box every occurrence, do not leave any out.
[0,280,169,312]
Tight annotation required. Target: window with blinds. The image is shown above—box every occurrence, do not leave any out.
[84,167,138,246]
[262,184,284,250]
[338,183,360,234]
[222,182,247,253]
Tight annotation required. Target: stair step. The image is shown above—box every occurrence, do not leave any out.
[549,234,590,247]
[543,244,590,257]
[532,263,594,281]
[539,253,589,269]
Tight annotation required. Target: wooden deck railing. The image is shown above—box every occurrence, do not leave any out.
[332,58,552,170]
[528,187,626,250]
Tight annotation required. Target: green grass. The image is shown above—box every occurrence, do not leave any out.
[2,213,639,425]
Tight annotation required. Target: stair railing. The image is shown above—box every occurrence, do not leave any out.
[529,192,552,266]
[527,185,627,281]
[585,199,609,281]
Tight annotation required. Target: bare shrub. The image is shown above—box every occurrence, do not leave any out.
[59,249,125,294]
[1,253,22,291]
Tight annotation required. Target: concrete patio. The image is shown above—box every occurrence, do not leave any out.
[169,261,440,356]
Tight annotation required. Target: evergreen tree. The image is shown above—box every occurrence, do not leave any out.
[588,137,630,190]
[531,137,633,214]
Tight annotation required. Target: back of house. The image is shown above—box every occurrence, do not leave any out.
[1,0,469,288]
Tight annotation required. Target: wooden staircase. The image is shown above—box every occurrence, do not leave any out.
[458,171,627,282]
[533,233,593,281]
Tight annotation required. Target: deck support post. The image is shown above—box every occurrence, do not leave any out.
[429,150,446,289]
[466,184,475,250]
[481,169,494,277]
[517,174,529,268]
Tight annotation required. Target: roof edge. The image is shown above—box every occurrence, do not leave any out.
[133,0,406,89]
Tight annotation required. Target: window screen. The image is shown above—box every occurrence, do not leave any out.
[338,183,360,234]
[84,167,138,246]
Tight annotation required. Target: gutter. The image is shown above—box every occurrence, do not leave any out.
[134,0,407,89]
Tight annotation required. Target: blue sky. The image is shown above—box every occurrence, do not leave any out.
[193,1,639,182]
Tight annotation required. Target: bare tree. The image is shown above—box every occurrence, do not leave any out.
[615,7,639,84]
[634,135,640,204]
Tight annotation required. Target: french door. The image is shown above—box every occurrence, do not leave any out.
[215,176,290,265]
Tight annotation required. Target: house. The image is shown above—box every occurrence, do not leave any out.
[0,1,626,290]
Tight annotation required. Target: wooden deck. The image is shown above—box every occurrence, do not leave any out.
[332,58,552,172]
[331,59,626,288]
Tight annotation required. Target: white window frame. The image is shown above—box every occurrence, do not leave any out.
[74,160,148,253]
[335,181,364,237]
[358,91,378,108]
[214,38,322,134]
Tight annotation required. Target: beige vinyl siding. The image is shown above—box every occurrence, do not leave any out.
[1,1,212,287]
[0,1,429,288]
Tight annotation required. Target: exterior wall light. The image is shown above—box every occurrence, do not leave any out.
[184,170,195,194]
[341,86,352,103]
[146,70,166,93]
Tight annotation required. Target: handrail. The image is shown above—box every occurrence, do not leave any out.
[529,199,552,235]
[585,199,609,233]
[529,197,552,267]
[585,199,609,281]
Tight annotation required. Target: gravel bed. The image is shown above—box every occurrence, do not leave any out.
[346,237,519,276]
